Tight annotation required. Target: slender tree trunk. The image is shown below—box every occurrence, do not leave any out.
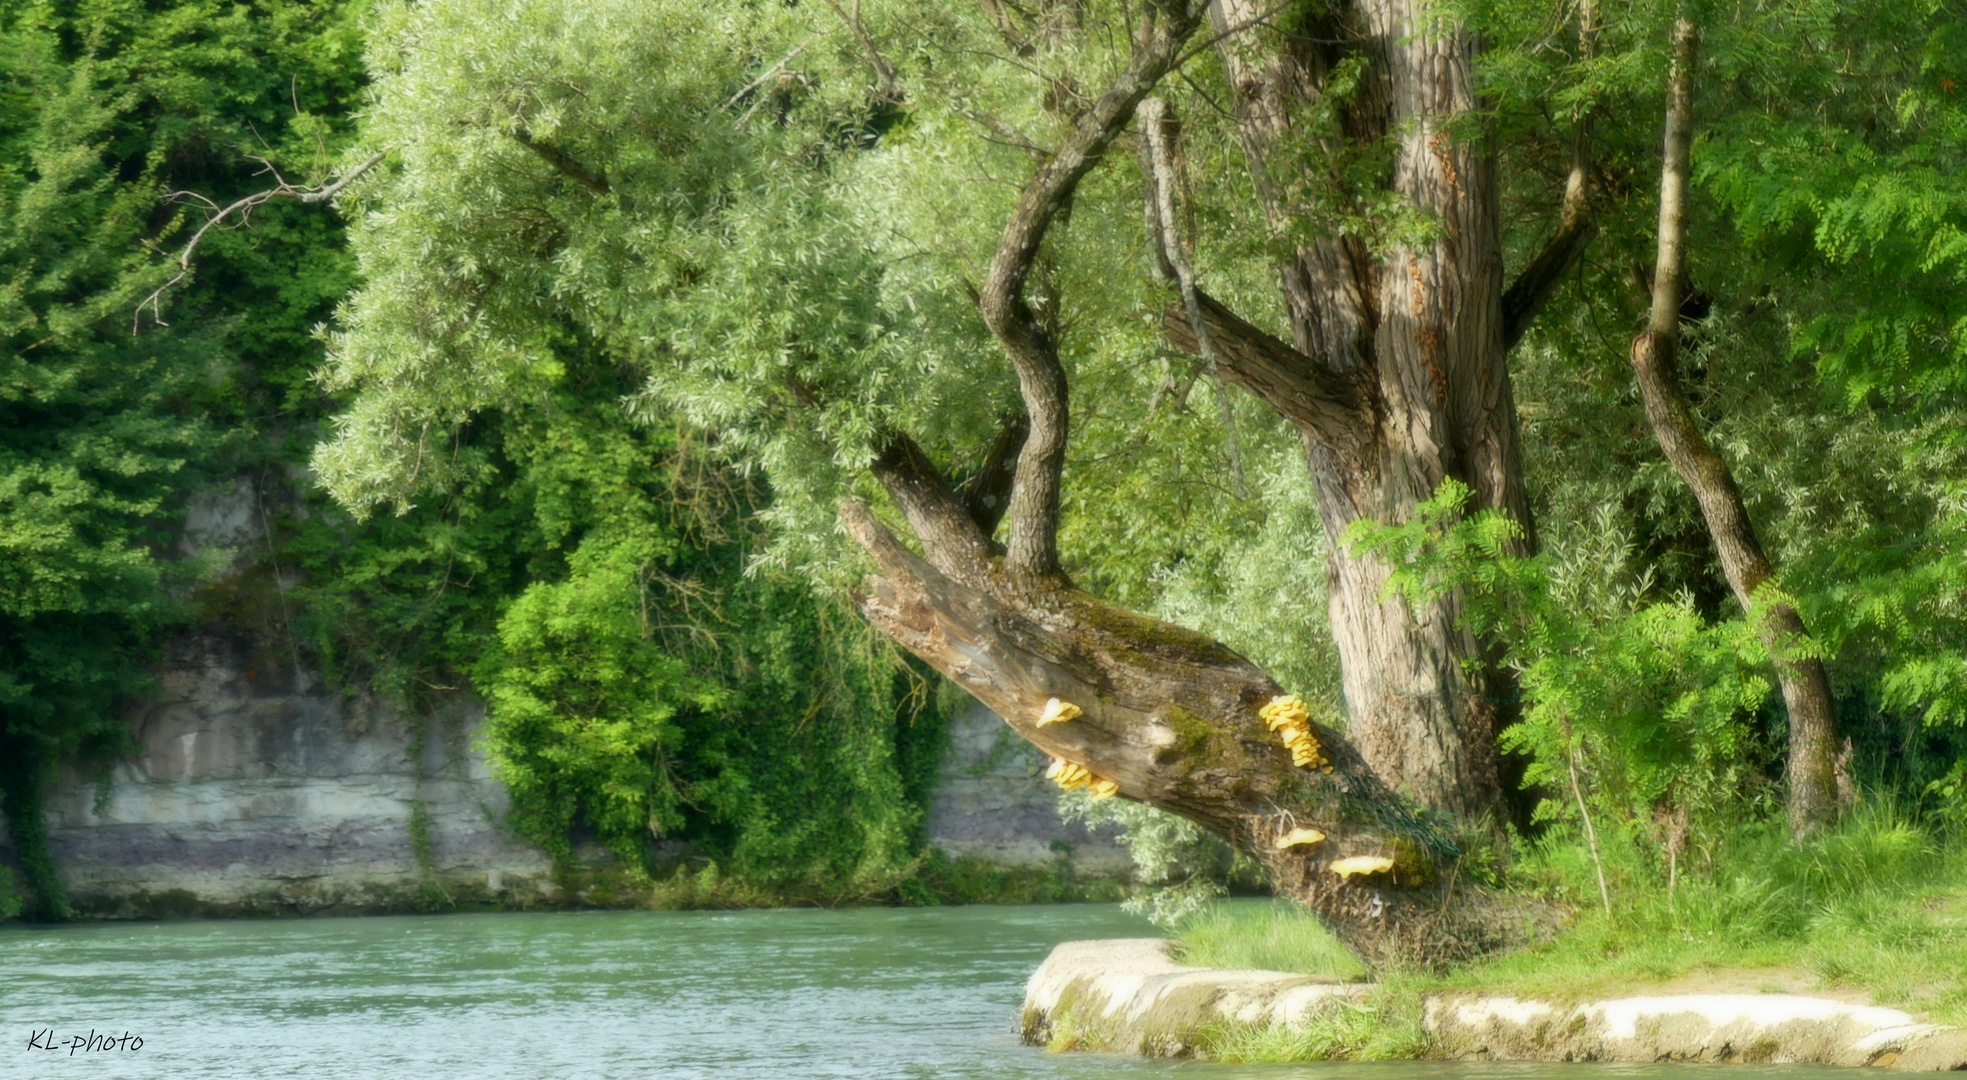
[1630,15,1839,837]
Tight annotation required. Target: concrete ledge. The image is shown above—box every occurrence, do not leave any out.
[1020,938,1361,1056]
[1021,939,1967,1069]
[1427,992,1967,1070]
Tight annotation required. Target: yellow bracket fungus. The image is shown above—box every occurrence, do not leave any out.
[1036,697,1083,727]
[1260,694,1331,770]
[1047,756,1117,798]
[1330,855,1395,879]
[1259,694,1309,730]
[1273,827,1326,850]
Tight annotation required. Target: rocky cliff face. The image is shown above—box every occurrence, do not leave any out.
[927,703,1129,876]
[0,477,1129,915]
[15,652,1128,915]
[33,630,555,916]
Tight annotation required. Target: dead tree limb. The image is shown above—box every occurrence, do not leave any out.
[1139,96,1248,498]
[135,148,390,331]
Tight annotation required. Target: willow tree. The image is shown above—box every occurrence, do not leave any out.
[305,0,1664,956]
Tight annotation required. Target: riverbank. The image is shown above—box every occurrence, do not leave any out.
[1024,809,1967,1068]
[50,850,1131,920]
[1021,938,1967,1070]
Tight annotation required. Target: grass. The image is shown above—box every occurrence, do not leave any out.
[1165,803,1967,1062]
[1197,984,1431,1062]
[1441,805,1967,1023]
[1172,898,1369,979]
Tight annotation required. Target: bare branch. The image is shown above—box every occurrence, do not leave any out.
[135,148,389,331]
[1499,201,1595,350]
[969,112,1050,161]
[820,0,902,101]
[1139,96,1247,499]
[723,42,810,110]
[1170,0,1295,70]
[868,430,997,588]
[1161,289,1369,453]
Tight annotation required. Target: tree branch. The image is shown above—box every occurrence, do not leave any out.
[136,149,390,331]
[820,0,902,102]
[970,111,1051,162]
[1139,96,1248,498]
[1501,0,1601,350]
[957,411,1030,541]
[510,128,610,195]
[978,2,1211,582]
[723,43,810,110]
[1161,289,1370,453]
[1500,198,1594,350]
[868,430,997,587]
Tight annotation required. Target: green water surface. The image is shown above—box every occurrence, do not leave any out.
[0,904,1853,1079]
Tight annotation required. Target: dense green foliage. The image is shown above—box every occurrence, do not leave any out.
[0,0,956,918]
[1352,481,1780,870]
[8,0,1967,959]
[0,0,366,918]
[287,351,951,889]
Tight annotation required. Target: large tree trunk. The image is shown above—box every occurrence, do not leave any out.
[1630,16,1839,837]
[1155,0,1574,820]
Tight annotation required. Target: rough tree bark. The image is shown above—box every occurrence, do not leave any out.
[832,2,1558,963]
[1148,0,1599,818]
[1629,16,1840,837]
[845,465,1521,963]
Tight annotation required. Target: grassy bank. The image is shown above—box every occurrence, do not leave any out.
[1170,805,1967,1062]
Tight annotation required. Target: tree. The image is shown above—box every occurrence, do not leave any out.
[1626,13,1839,836]
[1691,3,1967,820]
[305,0,1601,961]
[309,0,1967,956]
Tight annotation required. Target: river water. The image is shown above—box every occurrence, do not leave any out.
[2,904,1846,1079]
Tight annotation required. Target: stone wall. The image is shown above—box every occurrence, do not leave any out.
[4,648,1134,915]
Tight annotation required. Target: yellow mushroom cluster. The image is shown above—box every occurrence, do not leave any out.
[1259,695,1331,771]
[1035,698,1082,727]
[1273,827,1326,851]
[1330,855,1395,879]
[1046,757,1119,799]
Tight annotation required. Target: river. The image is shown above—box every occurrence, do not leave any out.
[2,904,1849,1079]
